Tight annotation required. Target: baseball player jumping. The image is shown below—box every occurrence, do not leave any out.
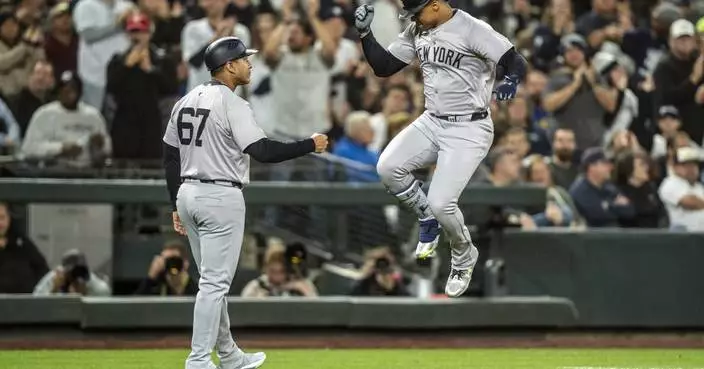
[162,37,328,369]
[354,0,527,297]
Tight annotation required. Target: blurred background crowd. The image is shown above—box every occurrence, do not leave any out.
[1,0,704,298]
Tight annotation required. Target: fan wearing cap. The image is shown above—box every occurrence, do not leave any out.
[650,105,697,159]
[21,71,112,167]
[658,146,704,231]
[569,147,635,227]
[44,2,79,79]
[653,19,704,145]
[106,11,178,161]
[543,34,619,150]
[33,249,111,296]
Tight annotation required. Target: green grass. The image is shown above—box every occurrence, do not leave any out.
[1,349,703,369]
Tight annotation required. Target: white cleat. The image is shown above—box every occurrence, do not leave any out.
[444,244,479,297]
[220,352,266,369]
[415,218,441,259]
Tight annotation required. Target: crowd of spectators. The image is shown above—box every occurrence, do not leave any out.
[0,0,703,238]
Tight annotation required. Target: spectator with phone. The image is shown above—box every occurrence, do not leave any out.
[135,240,196,296]
[33,249,111,296]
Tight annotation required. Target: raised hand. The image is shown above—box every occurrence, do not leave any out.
[354,4,374,37]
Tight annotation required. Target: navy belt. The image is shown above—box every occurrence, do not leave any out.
[181,177,242,188]
[430,110,488,122]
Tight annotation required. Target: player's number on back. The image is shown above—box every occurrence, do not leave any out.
[177,107,211,147]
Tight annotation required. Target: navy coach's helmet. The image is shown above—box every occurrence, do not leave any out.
[204,37,258,71]
[399,0,432,19]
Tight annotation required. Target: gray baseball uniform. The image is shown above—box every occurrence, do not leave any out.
[377,10,512,269]
[163,80,265,369]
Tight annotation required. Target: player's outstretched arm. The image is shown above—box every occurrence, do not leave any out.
[244,134,328,163]
[354,5,408,77]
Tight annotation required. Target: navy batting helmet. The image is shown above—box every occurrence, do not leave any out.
[204,37,257,72]
[399,0,432,19]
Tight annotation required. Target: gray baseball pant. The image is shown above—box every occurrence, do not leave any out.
[376,111,494,269]
[177,182,245,369]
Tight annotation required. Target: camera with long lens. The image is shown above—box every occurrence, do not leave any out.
[163,256,184,277]
[374,256,393,275]
[60,250,91,292]
[284,242,308,280]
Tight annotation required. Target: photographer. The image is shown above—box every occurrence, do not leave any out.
[350,247,409,297]
[33,249,111,296]
[134,241,196,296]
[241,245,318,298]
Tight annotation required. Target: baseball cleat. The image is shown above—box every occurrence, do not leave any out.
[415,218,441,259]
[220,351,266,369]
[444,244,479,297]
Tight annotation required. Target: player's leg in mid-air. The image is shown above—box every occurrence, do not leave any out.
[426,115,494,297]
[377,113,441,260]
[178,183,266,369]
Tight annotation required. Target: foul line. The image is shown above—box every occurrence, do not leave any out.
[558,367,704,369]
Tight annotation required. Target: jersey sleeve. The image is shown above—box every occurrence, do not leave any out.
[465,16,513,64]
[224,94,266,150]
[387,24,416,64]
[163,102,181,147]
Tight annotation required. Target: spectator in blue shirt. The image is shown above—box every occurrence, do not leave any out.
[332,111,380,182]
[0,96,19,154]
[569,147,636,226]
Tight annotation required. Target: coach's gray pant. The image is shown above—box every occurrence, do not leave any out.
[177,182,245,369]
[377,111,494,269]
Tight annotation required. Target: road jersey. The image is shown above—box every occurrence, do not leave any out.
[388,10,513,115]
[163,80,265,185]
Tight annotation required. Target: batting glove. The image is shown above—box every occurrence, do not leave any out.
[495,75,519,101]
[354,5,374,38]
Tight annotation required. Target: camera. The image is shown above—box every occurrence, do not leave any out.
[374,256,393,275]
[284,242,308,280]
[164,256,184,276]
[60,250,91,292]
